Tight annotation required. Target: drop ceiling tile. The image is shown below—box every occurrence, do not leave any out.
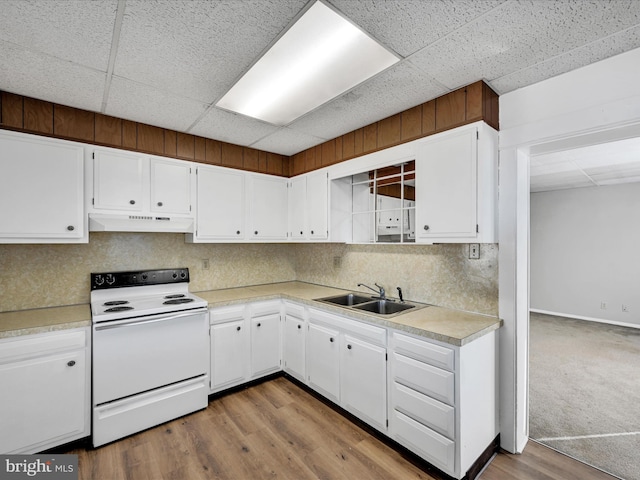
[328,0,504,57]
[289,61,447,140]
[105,76,208,132]
[0,0,116,71]
[0,41,106,112]
[491,25,640,94]
[410,0,640,90]
[114,0,306,103]
[189,107,280,147]
[251,128,327,156]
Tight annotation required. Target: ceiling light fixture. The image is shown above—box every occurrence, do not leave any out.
[216,1,400,126]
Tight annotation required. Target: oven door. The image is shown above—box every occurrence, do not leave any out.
[93,308,208,405]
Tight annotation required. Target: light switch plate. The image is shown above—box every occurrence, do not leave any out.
[469,244,480,259]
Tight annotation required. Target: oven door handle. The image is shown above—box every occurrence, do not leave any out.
[94,309,207,331]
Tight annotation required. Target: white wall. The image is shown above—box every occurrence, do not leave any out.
[530,183,640,327]
[499,46,640,453]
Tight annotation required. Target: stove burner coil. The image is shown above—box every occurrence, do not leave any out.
[164,294,186,299]
[104,300,129,306]
[105,306,135,312]
[163,298,194,305]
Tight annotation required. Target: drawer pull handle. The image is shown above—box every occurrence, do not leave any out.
[67,360,76,367]
[329,337,334,343]
[347,344,352,350]
[236,326,241,331]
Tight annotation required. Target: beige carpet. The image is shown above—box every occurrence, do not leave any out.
[529,312,640,480]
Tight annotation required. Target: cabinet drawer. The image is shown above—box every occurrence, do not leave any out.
[209,305,245,324]
[392,382,455,439]
[250,300,281,317]
[393,353,455,406]
[392,332,454,371]
[392,410,455,473]
[0,330,86,363]
[284,302,305,320]
[309,308,386,346]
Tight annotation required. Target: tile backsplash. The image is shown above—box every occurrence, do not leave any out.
[0,234,498,316]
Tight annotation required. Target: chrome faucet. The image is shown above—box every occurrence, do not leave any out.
[358,282,386,299]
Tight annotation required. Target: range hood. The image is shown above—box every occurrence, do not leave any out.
[89,214,194,233]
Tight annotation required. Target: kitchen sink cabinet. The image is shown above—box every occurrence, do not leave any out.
[0,328,90,454]
[209,305,248,393]
[388,329,498,479]
[193,164,245,241]
[415,123,497,243]
[307,308,387,431]
[0,130,86,243]
[288,171,329,241]
[282,302,306,382]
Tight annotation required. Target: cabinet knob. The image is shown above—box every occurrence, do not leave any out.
[329,337,334,343]
[423,225,430,231]
[67,225,75,231]
[300,231,303,235]
[347,344,352,350]
[297,324,301,329]
[236,230,241,235]
[130,200,136,205]
[236,326,241,331]
[67,360,76,367]
[254,231,258,235]
[310,230,314,235]
[257,322,261,327]
[157,201,163,207]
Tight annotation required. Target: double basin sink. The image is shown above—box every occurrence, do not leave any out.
[315,292,425,316]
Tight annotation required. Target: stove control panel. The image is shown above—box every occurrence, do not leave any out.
[91,268,190,290]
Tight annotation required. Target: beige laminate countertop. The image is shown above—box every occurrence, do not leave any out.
[195,281,501,346]
[0,282,501,346]
[0,304,91,339]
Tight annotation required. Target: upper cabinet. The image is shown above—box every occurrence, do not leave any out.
[0,131,86,243]
[89,148,195,232]
[247,173,288,241]
[415,123,497,243]
[288,171,329,241]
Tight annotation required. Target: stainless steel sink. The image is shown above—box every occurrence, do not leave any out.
[316,293,372,306]
[353,299,416,315]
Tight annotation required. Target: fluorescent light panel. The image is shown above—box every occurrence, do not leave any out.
[216,1,400,126]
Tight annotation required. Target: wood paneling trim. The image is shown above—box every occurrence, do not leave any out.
[1,92,23,129]
[221,142,243,169]
[137,124,164,155]
[378,114,401,149]
[243,147,260,172]
[164,130,177,157]
[401,105,422,141]
[23,97,53,134]
[176,132,195,160]
[205,138,222,165]
[466,81,484,122]
[353,128,364,156]
[435,88,466,131]
[363,123,377,153]
[95,114,122,147]
[321,140,336,166]
[422,99,436,135]
[266,153,284,176]
[53,105,95,142]
[194,137,206,162]
[122,120,137,149]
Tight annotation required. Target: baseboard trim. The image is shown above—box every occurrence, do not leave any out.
[530,308,640,330]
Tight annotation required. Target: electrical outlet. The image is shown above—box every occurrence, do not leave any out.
[202,259,210,270]
[469,244,480,259]
[622,304,629,312]
[600,302,607,310]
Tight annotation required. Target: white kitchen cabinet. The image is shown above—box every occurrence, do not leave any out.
[249,301,282,378]
[340,334,387,431]
[288,171,329,241]
[388,329,498,479]
[283,302,306,382]
[192,164,245,241]
[0,131,86,243]
[415,123,497,243]
[307,308,387,431]
[248,173,288,240]
[209,305,248,393]
[0,328,90,454]
[91,148,193,218]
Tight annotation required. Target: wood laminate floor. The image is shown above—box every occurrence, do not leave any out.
[66,376,618,480]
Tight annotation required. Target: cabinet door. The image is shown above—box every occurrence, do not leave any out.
[196,166,245,240]
[306,322,340,402]
[340,334,387,431]
[0,133,84,240]
[93,150,145,211]
[210,320,247,391]
[288,176,306,239]
[0,349,86,454]
[150,158,191,214]
[283,315,305,381]
[248,175,288,240]
[307,171,328,239]
[416,128,477,239]
[251,314,281,378]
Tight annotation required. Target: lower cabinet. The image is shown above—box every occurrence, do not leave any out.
[307,308,387,432]
[282,302,305,382]
[209,301,282,394]
[0,328,90,454]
